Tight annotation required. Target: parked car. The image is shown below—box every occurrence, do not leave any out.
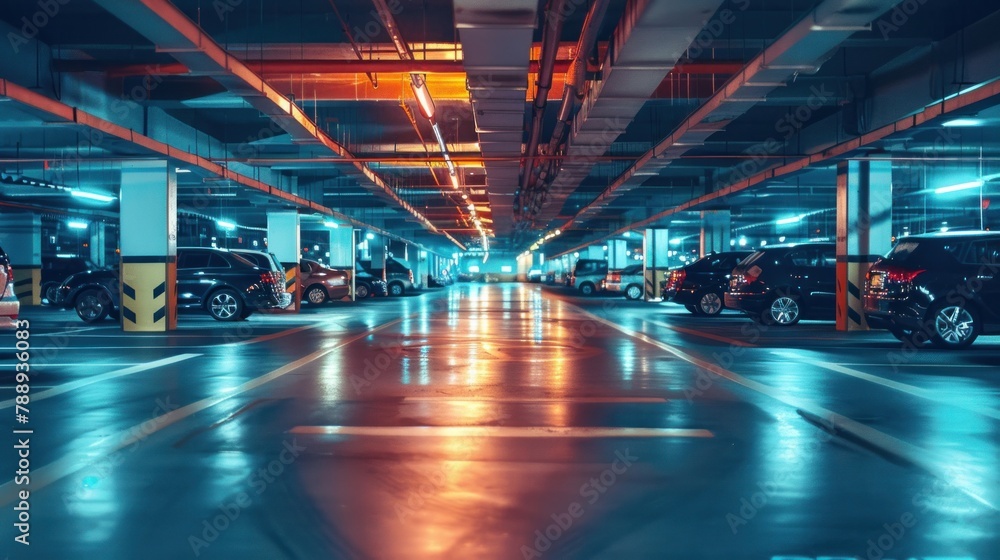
[725,243,836,325]
[864,232,1000,349]
[41,256,102,304]
[569,259,608,296]
[527,269,543,283]
[362,258,415,296]
[355,269,388,299]
[428,268,454,288]
[55,247,288,322]
[0,245,20,329]
[663,251,753,315]
[298,259,350,304]
[605,264,645,300]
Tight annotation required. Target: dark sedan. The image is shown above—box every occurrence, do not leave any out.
[725,244,837,326]
[663,251,753,315]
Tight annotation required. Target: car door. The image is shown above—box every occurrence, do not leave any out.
[300,260,314,284]
[784,247,824,309]
[811,246,838,315]
[176,250,212,307]
[966,240,1000,323]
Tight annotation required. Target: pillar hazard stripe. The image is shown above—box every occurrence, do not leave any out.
[153,282,166,299]
[847,280,861,300]
[13,278,32,288]
[153,307,166,323]
[285,269,296,292]
[122,307,137,324]
[122,283,136,300]
[848,307,863,326]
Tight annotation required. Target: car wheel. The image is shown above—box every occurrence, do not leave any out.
[355,283,370,299]
[625,284,643,301]
[389,282,405,297]
[44,284,59,304]
[75,289,110,323]
[685,304,700,315]
[579,282,595,296]
[928,302,980,349]
[207,289,244,321]
[305,285,328,305]
[697,291,724,316]
[767,294,801,326]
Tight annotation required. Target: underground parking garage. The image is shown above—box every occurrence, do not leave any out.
[1,0,1000,558]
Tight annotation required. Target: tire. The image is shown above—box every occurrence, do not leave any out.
[355,283,371,299]
[927,302,980,349]
[44,283,60,304]
[305,285,328,305]
[697,291,724,316]
[625,284,643,301]
[766,294,801,326]
[207,288,244,321]
[389,282,405,297]
[685,304,700,315]
[579,282,595,296]
[75,289,111,323]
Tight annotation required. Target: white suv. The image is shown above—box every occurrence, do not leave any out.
[0,245,20,329]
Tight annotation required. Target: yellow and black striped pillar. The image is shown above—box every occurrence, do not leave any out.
[12,265,40,306]
[280,262,301,313]
[120,257,177,332]
[836,160,893,332]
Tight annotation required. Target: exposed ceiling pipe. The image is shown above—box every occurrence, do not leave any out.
[518,0,570,219]
[324,0,378,88]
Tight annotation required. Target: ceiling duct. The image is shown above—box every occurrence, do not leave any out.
[454,0,539,239]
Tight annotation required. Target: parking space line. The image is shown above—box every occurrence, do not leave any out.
[814,362,1000,421]
[645,319,755,347]
[0,316,408,506]
[289,426,712,438]
[0,354,201,409]
[403,397,668,403]
[567,302,999,511]
[37,327,103,337]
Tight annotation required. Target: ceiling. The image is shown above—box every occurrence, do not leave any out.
[2,0,1000,258]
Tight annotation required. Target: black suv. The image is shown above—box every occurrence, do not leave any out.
[56,247,286,322]
[864,232,1000,349]
[663,251,753,315]
[361,258,415,296]
[725,243,837,326]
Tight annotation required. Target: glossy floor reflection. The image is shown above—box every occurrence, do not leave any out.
[2,284,998,559]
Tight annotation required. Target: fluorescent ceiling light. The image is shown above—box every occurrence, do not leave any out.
[323,221,339,228]
[216,220,237,231]
[941,118,983,127]
[775,215,803,225]
[175,168,192,173]
[67,220,89,230]
[935,180,983,194]
[71,190,116,202]
[410,74,436,121]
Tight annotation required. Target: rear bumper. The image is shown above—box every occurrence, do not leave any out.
[604,282,623,293]
[863,294,926,331]
[724,292,769,314]
[0,292,19,329]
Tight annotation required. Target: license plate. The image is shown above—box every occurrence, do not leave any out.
[870,273,884,289]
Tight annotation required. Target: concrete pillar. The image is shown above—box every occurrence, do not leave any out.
[327,227,355,300]
[644,229,670,300]
[370,236,387,273]
[700,210,731,256]
[120,161,177,331]
[836,160,893,331]
[0,214,41,306]
[584,246,604,260]
[267,211,301,312]
[90,221,108,268]
[608,240,628,269]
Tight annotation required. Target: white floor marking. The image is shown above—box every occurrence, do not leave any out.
[403,396,667,403]
[289,426,712,438]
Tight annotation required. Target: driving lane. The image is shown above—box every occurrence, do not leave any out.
[2,284,997,559]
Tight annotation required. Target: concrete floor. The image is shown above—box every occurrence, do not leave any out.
[1,283,998,559]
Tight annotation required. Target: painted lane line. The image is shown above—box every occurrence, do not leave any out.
[14,363,144,367]
[402,397,668,404]
[814,362,1000,422]
[0,317,407,506]
[0,354,201,410]
[566,303,999,512]
[289,426,712,438]
[645,319,756,347]
[36,326,103,337]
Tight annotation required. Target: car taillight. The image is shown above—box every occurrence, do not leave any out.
[666,269,686,289]
[261,272,278,285]
[409,270,414,282]
[869,265,925,285]
[610,273,621,283]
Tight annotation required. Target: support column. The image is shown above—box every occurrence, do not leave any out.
[608,240,628,269]
[120,161,177,331]
[837,160,893,331]
[644,229,670,300]
[0,215,41,306]
[328,227,355,300]
[584,246,604,260]
[267,211,301,313]
[700,210,731,256]
[89,221,109,268]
